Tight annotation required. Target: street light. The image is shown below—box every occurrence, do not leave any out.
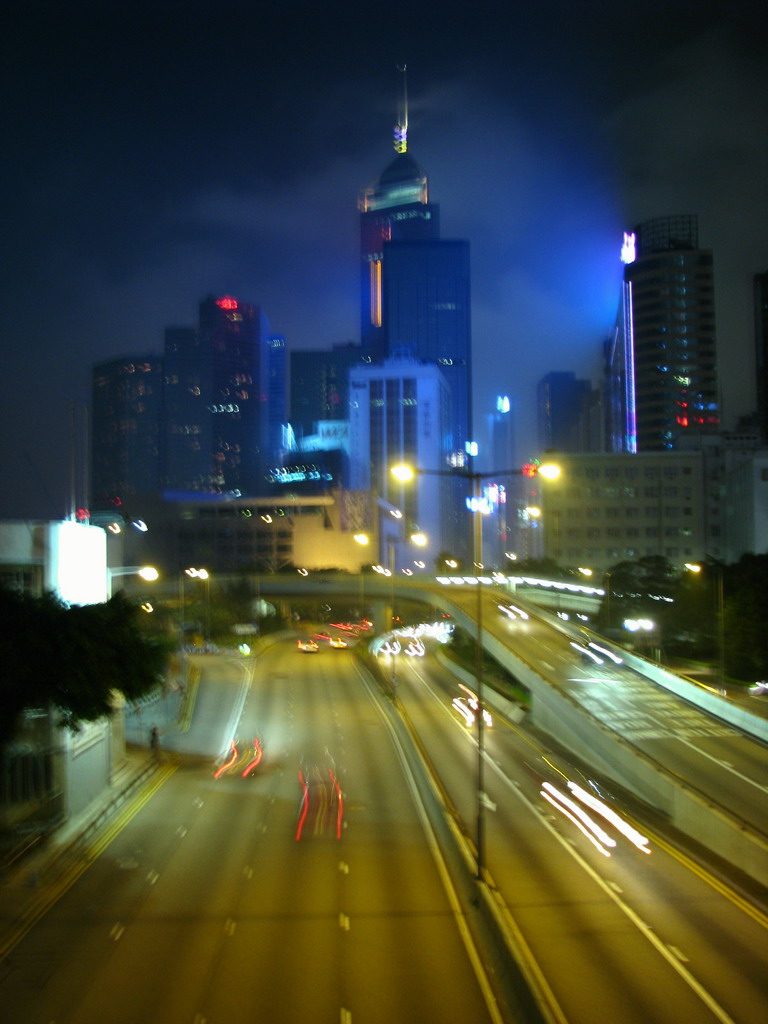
[685,561,724,685]
[107,565,159,597]
[180,567,209,644]
[391,458,560,881]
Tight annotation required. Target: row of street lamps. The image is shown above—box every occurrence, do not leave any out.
[389,459,561,880]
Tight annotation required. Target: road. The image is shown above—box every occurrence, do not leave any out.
[444,586,768,834]
[0,643,501,1024]
[395,646,768,1024]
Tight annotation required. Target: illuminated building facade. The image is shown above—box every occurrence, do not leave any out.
[607,215,720,453]
[355,79,474,556]
[163,296,283,495]
[91,355,163,504]
[359,152,440,354]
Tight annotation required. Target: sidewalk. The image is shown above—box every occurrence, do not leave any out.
[0,743,160,957]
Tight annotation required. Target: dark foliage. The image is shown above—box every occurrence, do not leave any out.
[0,587,169,746]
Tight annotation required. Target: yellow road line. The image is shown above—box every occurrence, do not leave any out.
[0,760,178,959]
[495,712,768,928]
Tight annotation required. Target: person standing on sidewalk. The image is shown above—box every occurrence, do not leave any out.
[150,725,160,760]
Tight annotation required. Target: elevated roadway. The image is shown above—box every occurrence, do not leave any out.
[257,574,768,886]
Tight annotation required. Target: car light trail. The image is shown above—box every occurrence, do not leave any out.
[570,641,604,664]
[241,737,264,777]
[568,781,651,853]
[214,741,239,779]
[296,769,310,841]
[542,782,616,856]
[330,769,344,839]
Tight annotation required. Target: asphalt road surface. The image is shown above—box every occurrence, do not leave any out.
[0,643,501,1024]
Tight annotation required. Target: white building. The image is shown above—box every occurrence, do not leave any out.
[349,356,461,570]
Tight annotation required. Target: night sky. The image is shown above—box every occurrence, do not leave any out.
[1,1,766,519]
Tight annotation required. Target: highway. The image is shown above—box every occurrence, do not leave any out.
[0,644,501,1024]
[2,626,766,1024]
[395,644,768,1024]
[443,585,768,834]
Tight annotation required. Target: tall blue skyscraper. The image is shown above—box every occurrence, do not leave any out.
[358,76,440,355]
[383,238,472,461]
[353,73,474,561]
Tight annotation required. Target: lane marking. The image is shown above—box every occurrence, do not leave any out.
[484,755,738,1024]
[0,761,178,960]
[676,737,768,794]
[360,671,510,1024]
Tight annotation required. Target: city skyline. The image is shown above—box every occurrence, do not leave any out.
[1,1,766,519]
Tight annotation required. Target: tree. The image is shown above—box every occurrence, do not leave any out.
[0,586,169,747]
[598,555,678,633]
[721,554,768,680]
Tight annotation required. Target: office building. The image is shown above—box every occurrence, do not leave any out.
[537,371,594,453]
[358,93,440,354]
[382,238,472,460]
[289,343,374,445]
[540,451,706,572]
[348,355,459,569]
[606,216,720,453]
[91,355,163,505]
[163,296,281,496]
[354,79,474,558]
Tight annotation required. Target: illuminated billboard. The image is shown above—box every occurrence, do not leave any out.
[45,521,108,606]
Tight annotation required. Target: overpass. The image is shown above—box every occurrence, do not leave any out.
[256,571,768,887]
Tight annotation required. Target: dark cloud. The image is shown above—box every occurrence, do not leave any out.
[1,2,766,517]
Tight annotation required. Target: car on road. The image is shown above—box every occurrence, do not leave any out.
[297,638,319,653]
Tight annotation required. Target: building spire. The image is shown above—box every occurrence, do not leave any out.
[394,64,408,153]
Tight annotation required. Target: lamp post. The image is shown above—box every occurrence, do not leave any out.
[685,561,725,686]
[392,458,560,880]
[107,565,159,598]
[179,567,209,645]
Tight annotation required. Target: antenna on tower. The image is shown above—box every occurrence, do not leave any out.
[394,64,408,153]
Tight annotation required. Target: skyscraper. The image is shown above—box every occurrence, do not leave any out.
[537,371,594,453]
[383,238,472,460]
[607,215,720,452]
[349,355,458,568]
[358,74,440,354]
[91,355,163,505]
[354,73,474,559]
[163,296,281,495]
[289,343,374,444]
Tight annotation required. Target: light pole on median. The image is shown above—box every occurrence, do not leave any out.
[179,567,209,645]
[391,458,560,881]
